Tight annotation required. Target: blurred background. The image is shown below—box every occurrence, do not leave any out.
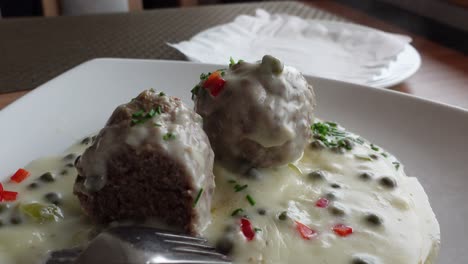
[0,0,466,52]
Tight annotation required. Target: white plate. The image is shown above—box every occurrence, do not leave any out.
[170,17,420,89]
[0,59,466,263]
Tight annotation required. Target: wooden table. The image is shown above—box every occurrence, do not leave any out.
[1,1,467,110]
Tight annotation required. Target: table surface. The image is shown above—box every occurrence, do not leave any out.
[1,0,467,110]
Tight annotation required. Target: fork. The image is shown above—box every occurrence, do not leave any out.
[45,225,232,264]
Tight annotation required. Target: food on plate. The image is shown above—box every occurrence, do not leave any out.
[74,90,214,234]
[192,55,315,169]
[0,56,439,264]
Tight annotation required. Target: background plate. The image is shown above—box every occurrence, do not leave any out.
[0,59,466,263]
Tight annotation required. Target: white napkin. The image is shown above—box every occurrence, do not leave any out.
[169,9,412,85]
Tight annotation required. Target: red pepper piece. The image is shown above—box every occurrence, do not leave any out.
[203,71,226,97]
[295,221,317,240]
[2,191,18,201]
[240,217,255,241]
[333,224,353,237]
[10,168,30,183]
[315,197,329,208]
[0,183,3,202]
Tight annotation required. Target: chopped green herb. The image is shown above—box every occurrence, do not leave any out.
[231,208,244,216]
[370,144,379,151]
[246,195,256,206]
[193,188,203,208]
[159,92,165,96]
[392,162,400,170]
[200,72,210,81]
[228,179,237,184]
[220,71,225,76]
[229,57,236,67]
[132,110,145,118]
[155,105,163,115]
[311,121,359,150]
[163,133,176,141]
[354,154,373,161]
[235,184,248,192]
[254,228,262,232]
[149,88,155,93]
[381,152,388,158]
[191,85,200,100]
[131,108,161,126]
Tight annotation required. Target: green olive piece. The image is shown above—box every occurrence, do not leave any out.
[359,172,373,181]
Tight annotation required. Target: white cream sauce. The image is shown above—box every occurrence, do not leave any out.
[0,125,440,264]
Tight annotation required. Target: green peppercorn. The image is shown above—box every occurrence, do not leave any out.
[330,183,341,189]
[81,137,91,145]
[308,170,326,181]
[278,211,288,221]
[63,153,75,161]
[44,192,62,205]
[39,172,55,182]
[359,172,373,181]
[379,177,397,189]
[325,192,337,200]
[257,208,266,215]
[365,213,383,226]
[329,204,345,216]
[27,182,39,190]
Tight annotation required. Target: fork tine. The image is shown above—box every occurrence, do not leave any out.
[154,231,208,243]
[173,246,227,258]
[164,239,215,249]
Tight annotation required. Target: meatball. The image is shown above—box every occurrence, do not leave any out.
[74,90,215,235]
[193,55,316,169]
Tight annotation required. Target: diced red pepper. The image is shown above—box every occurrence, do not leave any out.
[333,224,353,237]
[295,221,317,240]
[240,217,255,241]
[203,71,226,97]
[315,197,329,208]
[2,191,18,201]
[10,168,30,183]
[0,183,3,202]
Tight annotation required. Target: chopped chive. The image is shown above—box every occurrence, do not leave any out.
[381,152,388,158]
[229,57,235,67]
[193,188,203,208]
[278,211,288,221]
[149,88,155,93]
[231,208,244,216]
[163,133,176,141]
[246,195,256,206]
[146,108,156,118]
[132,110,144,118]
[392,162,400,170]
[354,154,373,161]
[234,184,248,192]
[159,92,165,96]
[155,105,163,115]
[254,227,262,232]
[370,144,379,151]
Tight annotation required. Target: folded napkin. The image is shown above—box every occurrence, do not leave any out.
[169,9,412,85]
